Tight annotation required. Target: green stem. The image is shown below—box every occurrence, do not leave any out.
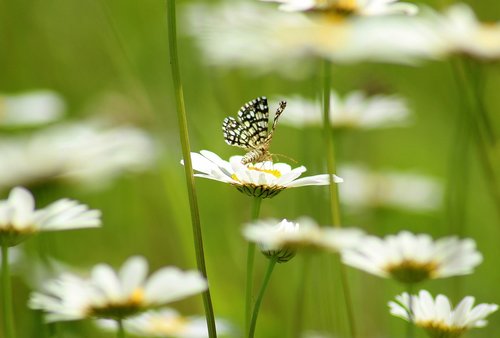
[1,245,15,338]
[292,254,311,338]
[248,256,278,338]
[166,1,216,336]
[245,197,262,335]
[452,59,500,225]
[321,59,356,338]
[116,318,125,338]
[406,284,415,338]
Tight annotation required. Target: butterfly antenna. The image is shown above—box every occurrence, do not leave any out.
[272,152,297,163]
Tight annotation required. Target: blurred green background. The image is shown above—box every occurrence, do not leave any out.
[1,0,500,337]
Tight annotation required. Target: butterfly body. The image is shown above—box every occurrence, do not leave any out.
[222,97,286,165]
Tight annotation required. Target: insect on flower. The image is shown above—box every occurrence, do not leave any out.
[222,97,286,164]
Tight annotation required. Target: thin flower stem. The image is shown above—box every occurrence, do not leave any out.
[406,284,415,338]
[245,197,262,335]
[248,255,278,338]
[292,253,311,338]
[166,1,216,337]
[1,245,15,338]
[116,318,126,338]
[322,59,356,338]
[451,59,500,225]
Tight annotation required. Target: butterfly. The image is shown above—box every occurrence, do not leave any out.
[222,96,286,164]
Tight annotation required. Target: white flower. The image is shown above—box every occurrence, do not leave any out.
[432,4,500,60]
[243,218,364,261]
[185,3,439,77]
[389,290,498,338]
[185,150,343,199]
[280,91,410,129]
[0,90,65,127]
[98,308,231,337]
[341,231,483,284]
[0,120,155,191]
[0,187,101,247]
[338,165,443,212]
[262,0,418,17]
[29,256,207,322]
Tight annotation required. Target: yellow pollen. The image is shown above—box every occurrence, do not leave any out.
[130,288,145,304]
[337,0,357,10]
[248,166,282,178]
[149,316,187,334]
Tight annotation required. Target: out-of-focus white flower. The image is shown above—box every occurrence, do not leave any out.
[0,121,155,191]
[29,256,207,322]
[244,218,363,261]
[280,91,410,129]
[262,0,418,17]
[342,231,483,284]
[185,3,439,76]
[98,308,231,337]
[389,290,498,338]
[0,90,65,127]
[431,4,500,60]
[338,165,442,212]
[184,150,342,199]
[0,187,101,247]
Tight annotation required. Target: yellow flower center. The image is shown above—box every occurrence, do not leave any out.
[130,288,145,305]
[149,315,188,334]
[248,166,282,178]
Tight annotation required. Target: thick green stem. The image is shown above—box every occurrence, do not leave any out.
[245,197,262,335]
[166,1,216,336]
[248,256,278,338]
[116,318,125,338]
[1,245,15,338]
[322,59,356,338]
[292,254,311,338]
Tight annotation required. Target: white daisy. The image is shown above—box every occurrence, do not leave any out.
[341,231,482,284]
[184,150,342,199]
[262,0,418,17]
[0,186,101,247]
[243,218,364,261]
[0,90,65,127]
[29,256,207,322]
[432,4,500,60]
[338,165,443,212]
[98,308,231,337]
[0,120,155,191]
[185,3,439,77]
[389,290,498,338]
[279,91,410,129]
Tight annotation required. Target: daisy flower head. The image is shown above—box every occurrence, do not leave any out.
[0,120,155,191]
[338,165,443,212]
[29,256,207,322]
[280,91,410,129]
[341,231,482,284]
[389,290,498,338]
[99,308,231,337]
[0,90,65,128]
[0,186,101,247]
[432,3,500,60]
[184,150,342,199]
[243,218,364,261]
[262,0,419,17]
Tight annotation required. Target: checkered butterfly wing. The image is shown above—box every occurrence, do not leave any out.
[222,97,270,150]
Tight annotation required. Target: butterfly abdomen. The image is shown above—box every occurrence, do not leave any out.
[241,147,271,165]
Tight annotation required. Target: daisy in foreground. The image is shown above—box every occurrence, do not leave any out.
[29,256,207,337]
[262,0,419,17]
[341,231,482,284]
[184,150,342,199]
[99,308,231,337]
[389,290,498,338]
[243,218,364,262]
